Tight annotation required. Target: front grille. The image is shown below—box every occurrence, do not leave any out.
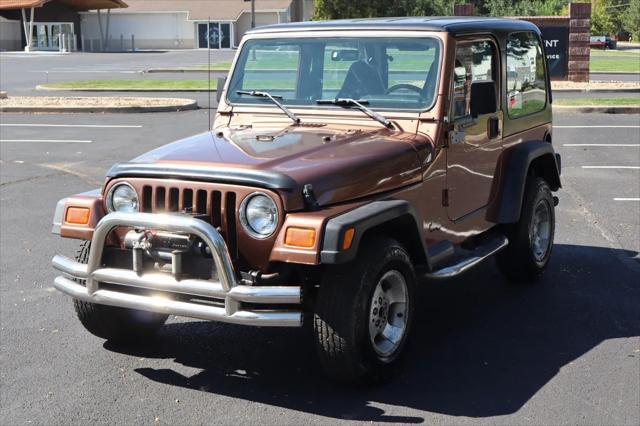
[140,185,238,260]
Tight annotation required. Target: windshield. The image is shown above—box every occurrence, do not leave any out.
[226,36,441,111]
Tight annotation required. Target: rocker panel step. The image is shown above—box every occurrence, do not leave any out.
[422,235,509,280]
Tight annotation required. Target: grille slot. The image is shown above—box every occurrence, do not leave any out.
[169,188,179,211]
[183,189,193,210]
[211,191,222,226]
[140,185,238,260]
[155,186,166,211]
[196,190,207,213]
[225,192,238,260]
[142,186,152,212]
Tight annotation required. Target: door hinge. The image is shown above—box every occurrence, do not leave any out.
[442,189,449,207]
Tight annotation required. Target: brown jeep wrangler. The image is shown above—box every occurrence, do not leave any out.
[52,17,561,383]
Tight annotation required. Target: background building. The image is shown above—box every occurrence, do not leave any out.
[0,15,22,50]
[79,0,315,51]
[0,0,127,51]
[0,0,314,52]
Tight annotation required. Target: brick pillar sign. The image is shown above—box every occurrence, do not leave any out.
[454,4,474,16]
[568,2,591,82]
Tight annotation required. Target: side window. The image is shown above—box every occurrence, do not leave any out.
[452,40,495,120]
[507,32,547,118]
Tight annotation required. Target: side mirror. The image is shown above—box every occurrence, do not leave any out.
[470,80,497,117]
[216,77,226,102]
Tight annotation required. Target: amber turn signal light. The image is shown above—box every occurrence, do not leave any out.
[285,227,316,248]
[65,207,90,225]
[342,228,355,251]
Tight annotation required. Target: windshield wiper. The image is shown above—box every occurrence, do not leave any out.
[237,90,300,125]
[316,98,394,129]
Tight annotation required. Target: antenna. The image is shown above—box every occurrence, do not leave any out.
[208,16,212,130]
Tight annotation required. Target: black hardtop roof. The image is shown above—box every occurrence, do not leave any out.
[247,16,541,36]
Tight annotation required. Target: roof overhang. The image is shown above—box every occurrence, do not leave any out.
[0,0,127,11]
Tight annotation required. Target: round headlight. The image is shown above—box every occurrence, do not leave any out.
[107,183,139,213]
[240,193,278,238]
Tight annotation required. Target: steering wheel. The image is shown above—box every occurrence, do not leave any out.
[385,84,423,95]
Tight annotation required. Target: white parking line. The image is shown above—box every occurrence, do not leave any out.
[582,166,640,169]
[0,139,92,143]
[613,198,640,201]
[564,144,640,147]
[0,124,142,128]
[554,125,640,128]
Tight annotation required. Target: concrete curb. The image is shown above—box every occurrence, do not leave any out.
[554,87,640,93]
[554,105,640,114]
[0,100,199,113]
[36,85,214,93]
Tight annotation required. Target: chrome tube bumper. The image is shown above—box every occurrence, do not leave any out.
[52,212,302,327]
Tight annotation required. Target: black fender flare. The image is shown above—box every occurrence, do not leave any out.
[486,140,561,224]
[320,200,429,266]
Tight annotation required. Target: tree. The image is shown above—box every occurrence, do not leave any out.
[591,0,617,35]
[312,0,630,25]
[313,0,458,20]
[483,0,569,16]
[622,0,640,39]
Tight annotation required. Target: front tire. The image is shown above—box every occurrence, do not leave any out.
[313,236,416,384]
[72,241,168,342]
[497,175,555,283]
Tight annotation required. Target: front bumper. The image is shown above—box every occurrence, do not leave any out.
[52,212,302,327]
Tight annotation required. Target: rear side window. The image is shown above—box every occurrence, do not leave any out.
[506,32,547,118]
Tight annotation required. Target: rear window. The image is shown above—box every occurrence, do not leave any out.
[506,32,547,118]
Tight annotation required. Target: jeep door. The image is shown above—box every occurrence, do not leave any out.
[446,38,503,221]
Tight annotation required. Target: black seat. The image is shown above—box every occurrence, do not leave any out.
[421,59,439,103]
[337,60,385,99]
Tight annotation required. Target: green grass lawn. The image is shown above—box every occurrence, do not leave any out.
[590,50,640,73]
[555,97,640,106]
[590,49,640,57]
[41,79,212,90]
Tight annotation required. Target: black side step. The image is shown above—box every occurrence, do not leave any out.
[422,235,509,280]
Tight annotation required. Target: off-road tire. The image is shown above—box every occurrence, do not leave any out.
[313,236,416,384]
[72,241,168,342]
[497,175,555,283]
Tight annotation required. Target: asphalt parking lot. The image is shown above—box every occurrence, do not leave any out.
[1,107,638,424]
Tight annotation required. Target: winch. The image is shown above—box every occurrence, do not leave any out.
[123,229,195,278]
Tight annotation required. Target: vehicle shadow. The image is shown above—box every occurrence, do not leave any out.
[104,244,640,422]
